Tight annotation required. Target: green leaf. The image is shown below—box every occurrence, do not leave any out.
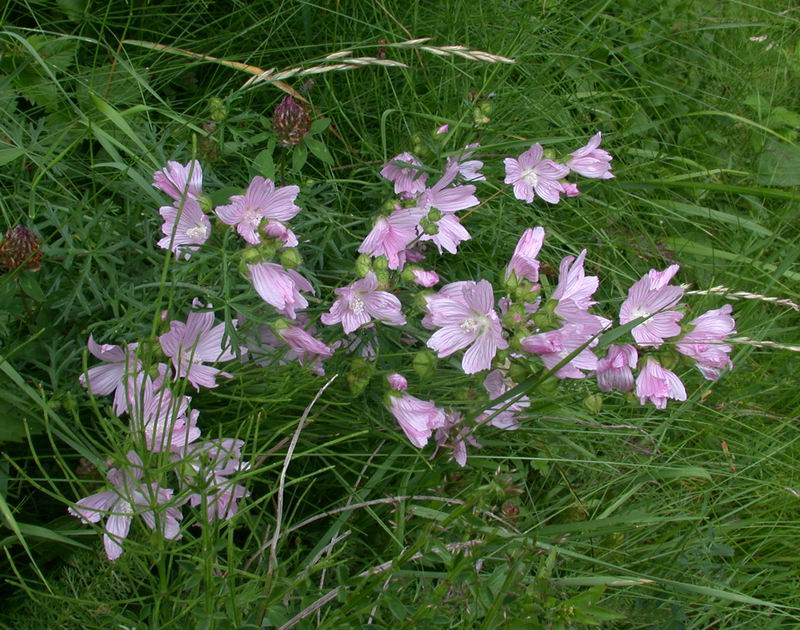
[756,139,800,186]
[305,136,334,165]
[254,141,276,179]
[309,118,331,134]
[0,146,24,166]
[292,142,308,172]
[18,272,45,302]
[649,199,772,237]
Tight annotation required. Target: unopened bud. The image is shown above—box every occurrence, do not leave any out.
[279,247,302,269]
[198,194,214,213]
[427,208,443,222]
[373,256,389,271]
[355,254,372,277]
[507,360,529,384]
[209,97,228,122]
[420,218,439,235]
[413,350,437,379]
[375,268,390,289]
[347,357,374,396]
[583,393,603,415]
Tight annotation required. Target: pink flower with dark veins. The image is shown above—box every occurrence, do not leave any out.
[79,336,142,416]
[596,344,638,392]
[425,280,507,374]
[157,197,211,260]
[434,411,480,467]
[505,227,545,284]
[521,324,598,379]
[358,207,424,269]
[676,304,736,380]
[635,357,686,409]
[216,176,301,246]
[567,132,614,179]
[248,262,314,320]
[153,160,203,201]
[504,144,569,204]
[478,369,529,430]
[388,393,446,448]
[380,152,428,197]
[321,272,406,334]
[620,265,684,347]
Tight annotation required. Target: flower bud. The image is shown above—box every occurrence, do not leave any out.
[387,373,408,391]
[0,226,42,272]
[347,357,374,396]
[272,95,311,147]
[583,393,603,415]
[507,360,529,384]
[400,267,415,283]
[373,256,389,271]
[209,97,228,122]
[279,247,302,269]
[242,247,263,264]
[355,254,372,277]
[375,268,390,289]
[472,108,490,126]
[504,272,519,292]
[271,317,290,333]
[502,303,527,329]
[413,350,437,379]
[426,208,443,222]
[420,218,439,236]
[380,199,397,213]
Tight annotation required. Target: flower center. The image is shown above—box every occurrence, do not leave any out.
[186,224,209,240]
[351,296,366,315]
[243,207,262,228]
[630,307,651,320]
[460,317,486,334]
[521,168,539,186]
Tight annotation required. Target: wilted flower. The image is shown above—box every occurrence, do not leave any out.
[358,207,424,269]
[248,262,313,319]
[676,304,735,380]
[159,304,236,389]
[635,357,686,409]
[521,324,598,379]
[0,225,43,272]
[478,369,528,430]
[619,265,684,347]
[153,160,203,202]
[388,392,446,448]
[567,132,613,179]
[506,227,544,284]
[79,336,142,416]
[272,96,311,146]
[68,451,182,561]
[503,144,569,204]
[425,279,507,374]
[380,152,428,197]
[215,176,301,246]
[321,272,406,334]
[434,412,480,467]
[596,344,638,392]
[157,197,211,260]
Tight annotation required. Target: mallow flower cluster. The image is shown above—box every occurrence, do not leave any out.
[70,126,739,559]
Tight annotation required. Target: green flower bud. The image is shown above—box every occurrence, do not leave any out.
[583,393,603,415]
[414,290,432,310]
[401,198,418,208]
[504,271,519,292]
[375,268,390,289]
[502,303,527,330]
[420,218,439,236]
[271,318,290,333]
[347,357,374,396]
[400,267,415,283]
[479,100,493,115]
[537,374,559,395]
[373,256,389,271]
[658,349,679,371]
[472,108,490,126]
[413,350,437,379]
[198,194,214,214]
[508,360,529,384]
[427,208,443,222]
[355,254,372,277]
[209,97,228,122]
[242,248,263,263]
[279,247,302,269]
[533,311,553,330]
[510,331,528,353]
[543,148,557,160]
[381,199,397,213]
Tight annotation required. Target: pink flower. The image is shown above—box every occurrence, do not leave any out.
[68,451,182,561]
[676,304,735,380]
[562,182,580,197]
[388,393,446,448]
[448,143,485,182]
[415,161,480,215]
[157,197,211,260]
[551,250,610,334]
[358,207,424,269]
[619,265,684,347]
[182,439,250,522]
[596,344,638,392]
[276,324,334,367]
[506,227,545,284]
[321,272,406,334]
[387,373,408,391]
[521,324,598,379]
[127,376,201,453]
[79,336,142,416]
[503,144,569,204]
[434,412,480,467]
[380,152,428,197]
[249,262,313,319]
[436,124,449,135]
[159,304,236,390]
[567,132,613,179]
[418,213,471,255]
[635,357,686,409]
[411,268,440,287]
[153,160,203,201]
[215,176,301,245]
[478,369,528,430]
[425,280,508,374]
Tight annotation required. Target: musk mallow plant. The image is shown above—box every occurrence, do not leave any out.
[68,125,741,558]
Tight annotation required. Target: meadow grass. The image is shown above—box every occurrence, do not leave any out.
[1,0,800,627]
